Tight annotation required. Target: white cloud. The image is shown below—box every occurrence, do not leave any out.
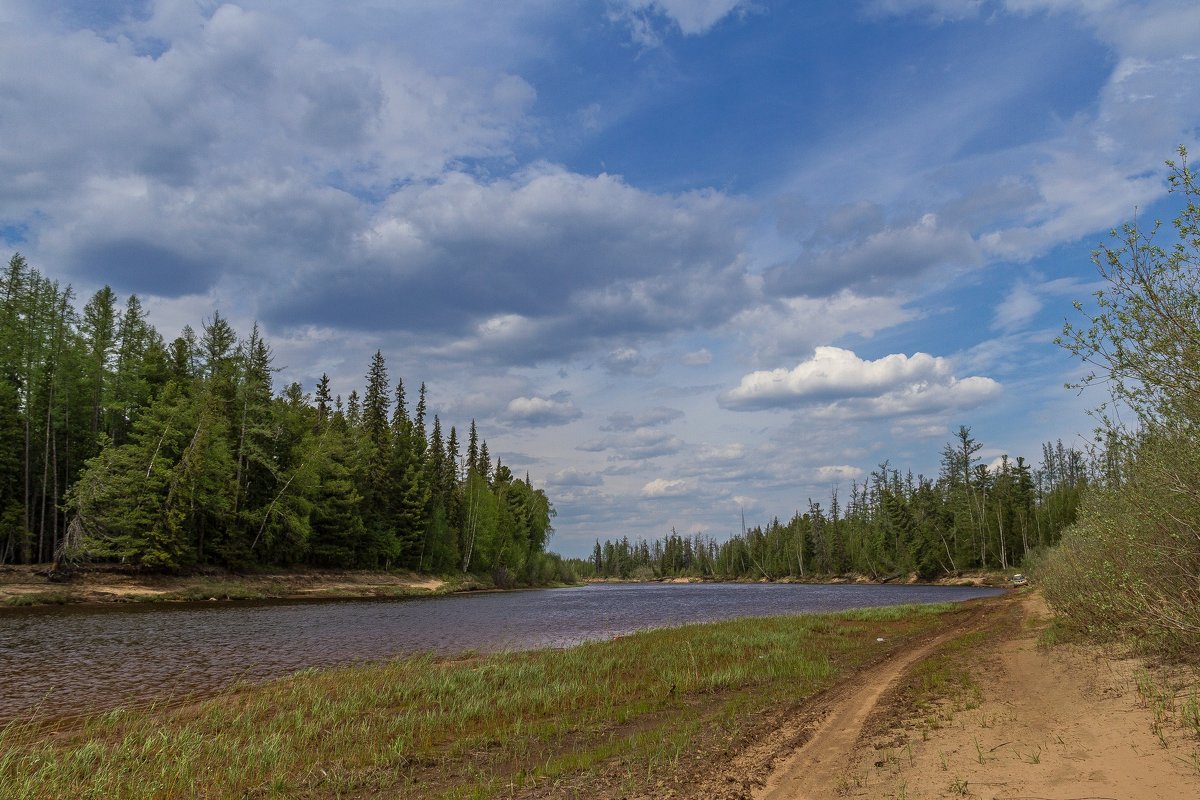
[602,346,660,376]
[732,291,920,363]
[602,407,684,431]
[503,395,583,427]
[609,0,747,44]
[641,477,691,497]
[814,464,866,482]
[720,346,1001,417]
[866,0,1200,267]
[731,494,760,512]
[275,165,753,363]
[546,467,604,487]
[863,0,984,22]
[682,348,713,366]
[821,376,1001,419]
[725,346,947,403]
[992,281,1043,331]
[768,213,983,297]
[578,428,685,460]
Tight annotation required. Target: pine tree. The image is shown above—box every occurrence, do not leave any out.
[358,351,397,566]
[80,286,118,442]
[467,419,478,475]
[314,373,332,432]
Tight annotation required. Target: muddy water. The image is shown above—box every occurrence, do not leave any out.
[0,582,1001,721]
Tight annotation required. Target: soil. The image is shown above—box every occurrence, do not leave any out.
[744,591,1200,800]
[0,563,448,606]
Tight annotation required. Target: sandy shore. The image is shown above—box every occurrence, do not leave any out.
[741,591,1200,800]
[0,563,453,607]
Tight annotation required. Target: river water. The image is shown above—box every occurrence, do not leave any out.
[0,582,1001,721]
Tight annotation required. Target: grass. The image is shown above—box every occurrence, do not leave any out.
[901,628,987,736]
[1133,666,1200,750]
[0,602,961,799]
[3,591,71,607]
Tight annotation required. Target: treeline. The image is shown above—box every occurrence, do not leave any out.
[1043,148,1200,660]
[577,428,1087,581]
[0,253,563,583]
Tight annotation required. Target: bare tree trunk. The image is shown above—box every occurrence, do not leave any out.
[51,428,59,561]
[39,386,52,563]
[22,414,29,563]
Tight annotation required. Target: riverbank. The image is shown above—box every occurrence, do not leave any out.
[0,600,982,799]
[0,564,500,608]
[584,570,1010,588]
[0,564,1007,609]
[750,589,1200,799]
[6,589,1185,799]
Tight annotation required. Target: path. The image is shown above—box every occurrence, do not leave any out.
[751,592,1200,799]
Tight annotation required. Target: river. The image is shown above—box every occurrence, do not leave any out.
[0,582,1001,721]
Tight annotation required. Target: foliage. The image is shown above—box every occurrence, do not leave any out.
[1058,146,1200,428]
[0,254,557,577]
[1044,148,1200,660]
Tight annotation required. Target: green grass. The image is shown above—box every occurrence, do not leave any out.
[0,603,962,799]
[3,591,71,607]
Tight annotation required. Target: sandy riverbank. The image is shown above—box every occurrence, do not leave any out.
[0,563,458,607]
[743,590,1200,800]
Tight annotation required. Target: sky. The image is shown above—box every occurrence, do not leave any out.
[2,0,1198,557]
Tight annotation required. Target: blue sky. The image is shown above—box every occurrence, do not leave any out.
[2,0,1197,556]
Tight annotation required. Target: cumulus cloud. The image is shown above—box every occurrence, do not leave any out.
[641,477,691,497]
[767,213,982,298]
[269,166,752,363]
[602,346,661,376]
[732,291,920,364]
[0,3,754,370]
[503,394,583,427]
[0,3,537,296]
[719,346,1001,417]
[814,464,866,482]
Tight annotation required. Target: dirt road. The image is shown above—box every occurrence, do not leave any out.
[750,592,1200,799]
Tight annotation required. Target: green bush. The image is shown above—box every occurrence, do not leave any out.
[1042,428,1200,660]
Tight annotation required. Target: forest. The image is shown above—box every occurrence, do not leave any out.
[578,430,1088,581]
[0,252,562,584]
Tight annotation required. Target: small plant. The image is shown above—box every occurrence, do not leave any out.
[1021,746,1041,764]
[973,736,985,764]
[948,776,969,796]
[1183,691,1200,736]
[1153,720,1169,748]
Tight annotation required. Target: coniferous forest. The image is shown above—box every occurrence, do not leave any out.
[578,429,1086,581]
[0,252,562,583]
